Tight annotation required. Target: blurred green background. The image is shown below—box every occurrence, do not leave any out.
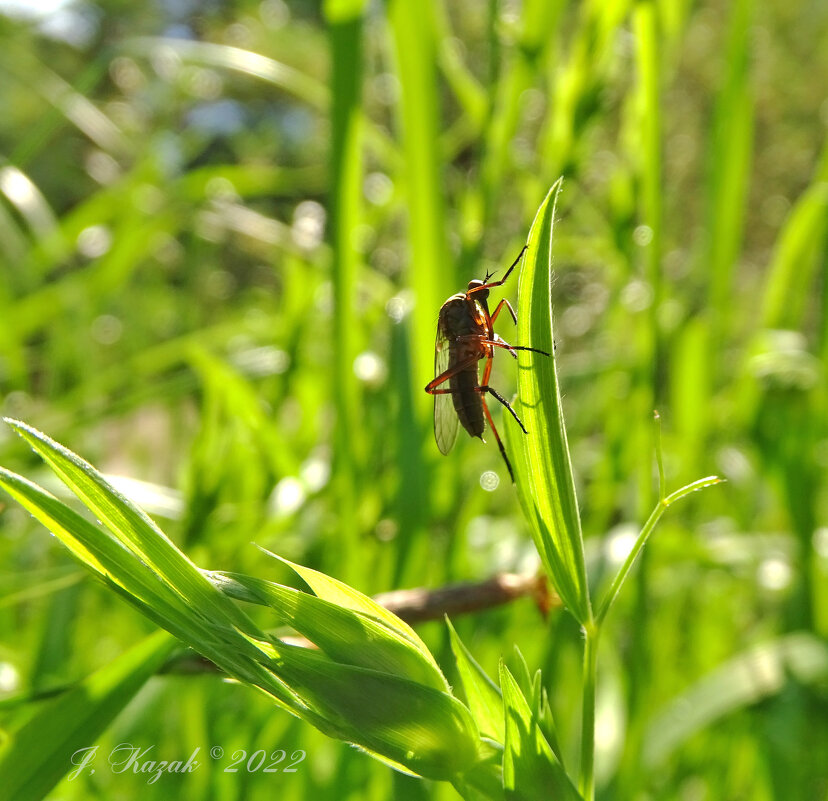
[0,0,826,799]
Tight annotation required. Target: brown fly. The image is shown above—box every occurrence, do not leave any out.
[424,246,549,482]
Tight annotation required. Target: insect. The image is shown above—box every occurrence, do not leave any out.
[424,246,549,482]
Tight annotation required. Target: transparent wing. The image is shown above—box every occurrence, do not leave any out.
[433,324,459,455]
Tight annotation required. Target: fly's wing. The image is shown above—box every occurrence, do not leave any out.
[433,323,459,455]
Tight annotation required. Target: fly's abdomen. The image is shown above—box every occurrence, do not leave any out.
[450,368,484,438]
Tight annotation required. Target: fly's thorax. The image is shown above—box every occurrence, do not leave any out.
[454,338,485,363]
[438,295,487,339]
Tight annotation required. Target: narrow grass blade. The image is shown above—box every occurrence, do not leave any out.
[0,631,176,801]
[478,0,559,227]
[760,169,828,329]
[325,0,366,582]
[703,0,754,319]
[511,180,591,625]
[125,36,328,108]
[446,618,505,743]
[387,0,450,401]
[595,476,722,624]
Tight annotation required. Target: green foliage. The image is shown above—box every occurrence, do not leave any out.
[0,422,483,786]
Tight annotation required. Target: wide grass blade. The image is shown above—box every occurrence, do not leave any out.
[269,643,479,781]
[0,421,312,707]
[0,467,214,644]
[510,180,591,626]
[265,552,438,661]
[0,422,484,784]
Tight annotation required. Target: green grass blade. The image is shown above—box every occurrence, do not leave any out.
[512,180,591,625]
[270,644,480,781]
[704,0,754,318]
[478,0,559,228]
[500,662,582,801]
[387,0,450,402]
[595,475,722,624]
[263,552,437,661]
[325,0,367,581]
[0,631,177,801]
[446,618,505,744]
[124,36,328,108]
[0,465,299,701]
[4,419,257,636]
[0,467,202,635]
[760,168,828,329]
[210,571,449,691]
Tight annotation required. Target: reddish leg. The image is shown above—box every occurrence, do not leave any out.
[480,351,494,387]
[490,297,517,326]
[424,354,479,394]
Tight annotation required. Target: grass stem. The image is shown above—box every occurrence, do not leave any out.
[579,624,599,801]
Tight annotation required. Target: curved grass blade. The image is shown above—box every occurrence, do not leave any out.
[4,419,259,638]
[509,180,591,625]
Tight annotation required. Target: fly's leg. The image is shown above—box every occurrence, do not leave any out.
[490,298,517,326]
[481,334,549,359]
[485,336,550,358]
[424,354,479,394]
[479,385,528,434]
[479,353,529,434]
[468,245,527,296]
[496,342,550,356]
[480,394,515,483]
[480,351,494,386]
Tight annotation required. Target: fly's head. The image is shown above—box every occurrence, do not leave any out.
[467,278,490,300]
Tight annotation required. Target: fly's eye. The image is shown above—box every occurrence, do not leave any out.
[467,279,484,291]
